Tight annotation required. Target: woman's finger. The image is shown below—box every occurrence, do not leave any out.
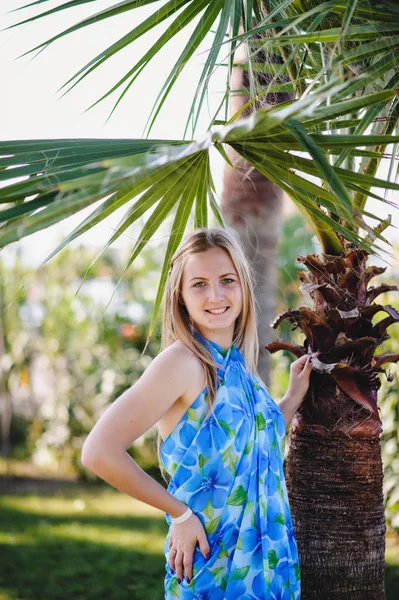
[184,552,193,583]
[291,353,318,376]
[169,546,177,571]
[291,354,309,373]
[175,549,184,583]
[306,355,314,368]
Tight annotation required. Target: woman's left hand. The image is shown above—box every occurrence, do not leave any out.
[286,352,319,406]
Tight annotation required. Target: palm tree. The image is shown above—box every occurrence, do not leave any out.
[1,1,399,597]
[266,242,399,598]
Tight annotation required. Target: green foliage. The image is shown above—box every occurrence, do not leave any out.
[276,212,316,310]
[375,270,399,532]
[0,242,163,477]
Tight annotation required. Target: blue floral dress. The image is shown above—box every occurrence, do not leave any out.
[160,330,301,599]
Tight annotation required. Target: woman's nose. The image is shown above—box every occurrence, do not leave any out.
[208,285,225,302]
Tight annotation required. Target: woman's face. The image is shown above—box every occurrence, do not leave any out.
[180,247,243,341]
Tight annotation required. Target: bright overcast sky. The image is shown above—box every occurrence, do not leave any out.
[1,0,398,269]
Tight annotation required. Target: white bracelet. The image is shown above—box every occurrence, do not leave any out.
[170,506,193,524]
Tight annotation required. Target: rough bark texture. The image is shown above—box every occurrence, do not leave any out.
[286,428,386,599]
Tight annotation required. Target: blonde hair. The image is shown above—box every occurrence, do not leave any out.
[156,227,260,482]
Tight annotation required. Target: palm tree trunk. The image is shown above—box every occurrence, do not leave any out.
[286,429,386,598]
[221,42,292,385]
[266,244,397,599]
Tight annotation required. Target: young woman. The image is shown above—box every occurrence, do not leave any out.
[82,227,316,599]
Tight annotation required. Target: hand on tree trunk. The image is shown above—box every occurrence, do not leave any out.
[287,352,319,406]
[277,353,318,426]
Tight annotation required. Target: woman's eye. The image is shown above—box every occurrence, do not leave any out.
[193,279,234,288]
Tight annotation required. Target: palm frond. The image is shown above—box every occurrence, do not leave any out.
[2,85,398,253]
[8,0,399,141]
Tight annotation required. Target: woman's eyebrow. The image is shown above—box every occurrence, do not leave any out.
[189,272,237,281]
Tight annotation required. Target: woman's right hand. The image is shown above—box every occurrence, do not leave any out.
[168,512,211,584]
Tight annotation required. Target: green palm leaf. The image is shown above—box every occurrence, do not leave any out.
[1,85,398,257]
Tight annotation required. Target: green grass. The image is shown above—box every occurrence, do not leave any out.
[0,483,169,600]
[0,481,398,599]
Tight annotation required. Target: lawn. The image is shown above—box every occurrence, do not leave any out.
[0,478,398,600]
[0,480,168,600]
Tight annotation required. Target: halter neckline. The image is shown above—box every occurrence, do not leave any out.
[191,328,234,358]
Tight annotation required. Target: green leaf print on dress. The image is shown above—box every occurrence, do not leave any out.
[160,329,301,599]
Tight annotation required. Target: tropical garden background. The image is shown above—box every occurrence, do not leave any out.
[1,0,399,598]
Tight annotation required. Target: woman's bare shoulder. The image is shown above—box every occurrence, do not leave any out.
[159,339,204,376]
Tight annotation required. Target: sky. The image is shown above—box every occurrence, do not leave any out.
[1,0,398,271]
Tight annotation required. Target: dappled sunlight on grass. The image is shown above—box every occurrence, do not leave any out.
[0,489,165,518]
[48,523,165,552]
[0,523,166,553]
[0,533,37,546]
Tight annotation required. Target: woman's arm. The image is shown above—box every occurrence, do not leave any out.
[81,343,194,518]
[277,392,303,428]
